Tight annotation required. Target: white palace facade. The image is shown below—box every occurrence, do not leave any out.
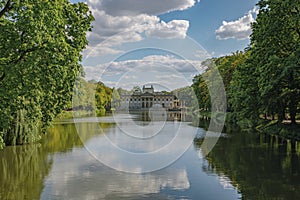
[119,85,180,110]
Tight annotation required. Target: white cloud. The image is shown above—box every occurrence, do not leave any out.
[84,45,124,57]
[194,49,210,58]
[88,0,195,16]
[85,0,194,57]
[84,55,205,89]
[44,150,190,199]
[215,7,258,40]
[145,20,189,39]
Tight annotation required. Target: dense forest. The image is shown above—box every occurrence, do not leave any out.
[192,0,300,131]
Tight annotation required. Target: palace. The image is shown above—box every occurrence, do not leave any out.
[119,85,180,110]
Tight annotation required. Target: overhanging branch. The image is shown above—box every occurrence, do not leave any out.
[0,0,13,19]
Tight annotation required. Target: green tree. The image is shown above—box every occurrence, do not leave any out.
[0,0,94,147]
[215,51,245,91]
[172,86,198,108]
[215,51,248,113]
[251,0,300,123]
[192,53,246,116]
[229,51,261,127]
[192,73,210,111]
[95,82,113,115]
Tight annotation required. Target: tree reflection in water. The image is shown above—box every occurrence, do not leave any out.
[0,122,111,200]
[0,144,52,200]
[1,118,299,199]
[195,128,300,200]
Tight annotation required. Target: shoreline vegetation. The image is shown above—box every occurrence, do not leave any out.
[0,0,299,149]
[195,111,300,141]
[191,0,300,139]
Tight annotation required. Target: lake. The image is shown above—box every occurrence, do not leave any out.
[0,114,299,199]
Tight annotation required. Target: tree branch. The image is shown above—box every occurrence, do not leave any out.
[0,72,5,82]
[11,45,42,64]
[2,44,45,82]
[0,0,13,19]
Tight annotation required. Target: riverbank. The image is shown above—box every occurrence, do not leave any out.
[194,112,300,141]
[256,121,300,141]
[56,109,109,120]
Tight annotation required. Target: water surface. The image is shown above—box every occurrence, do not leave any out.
[1,115,299,199]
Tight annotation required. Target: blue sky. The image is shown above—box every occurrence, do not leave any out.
[158,0,258,56]
[71,0,259,89]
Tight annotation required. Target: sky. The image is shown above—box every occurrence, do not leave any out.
[71,0,259,90]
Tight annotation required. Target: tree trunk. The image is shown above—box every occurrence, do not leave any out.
[290,109,296,124]
[278,110,285,123]
[288,66,297,124]
[289,93,297,124]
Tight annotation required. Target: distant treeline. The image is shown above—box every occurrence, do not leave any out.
[70,79,113,116]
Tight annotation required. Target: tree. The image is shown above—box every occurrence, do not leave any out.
[229,51,261,127]
[0,0,94,147]
[193,53,247,115]
[192,73,210,111]
[172,86,198,108]
[251,0,300,124]
[215,51,247,112]
[95,82,113,115]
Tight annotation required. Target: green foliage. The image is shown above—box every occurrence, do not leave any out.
[193,0,300,130]
[215,51,246,91]
[251,0,300,123]
[192,53,246,114]
[191,59,217,112]
[0,134,4,149]
[95,81,113,114]
[215,51,248,114]
[228,51,262,128]
[72,78,96,110]
[173,86,198,108]
[0,0,94,146]
[192,73,210,111]
[71,79,113,118]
